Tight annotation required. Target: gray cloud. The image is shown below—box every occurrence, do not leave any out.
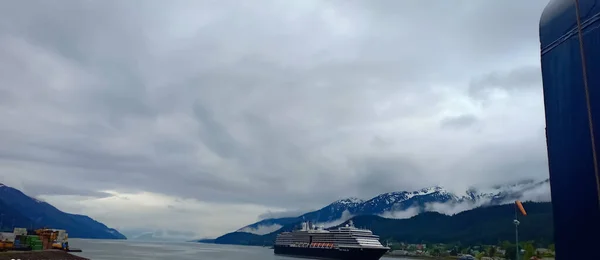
[0,0,551,236]
[22,183,112,199]
[469,66,543,100]
[352,155,427,199]
[440,114,479,130]
[258,209,315,220]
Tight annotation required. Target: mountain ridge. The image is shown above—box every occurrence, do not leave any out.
[224,179,550,238]
[214,202,553,247]
[0,183,126,239]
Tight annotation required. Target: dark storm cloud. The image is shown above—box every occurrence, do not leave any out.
[0,0,551,214]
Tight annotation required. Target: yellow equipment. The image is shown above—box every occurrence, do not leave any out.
[52,242,63,249]
[0,241,14,251]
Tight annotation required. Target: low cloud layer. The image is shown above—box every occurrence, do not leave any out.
[37,190,282,239]
[513,182,552,203]
[258,209,314,220]
[380,181,552,219]
[320,210,356,229]
[237,224,283,236]
[0,0,551,238]
[424,200,491,216]
[380,206,422,219]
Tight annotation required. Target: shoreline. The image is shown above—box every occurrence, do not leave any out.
[0,250,89,260]
[385,253,457,260]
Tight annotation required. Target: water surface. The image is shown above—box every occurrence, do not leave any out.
[69,239,409,260]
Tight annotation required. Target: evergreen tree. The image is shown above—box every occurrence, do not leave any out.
[501,240,513,250]
[505,245,517,260]
[476,252,485,260]
[522,241,535,259]
[488,246,497,257]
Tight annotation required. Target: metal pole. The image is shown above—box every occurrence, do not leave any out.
[515,221,519,260]
[514,203,519,260]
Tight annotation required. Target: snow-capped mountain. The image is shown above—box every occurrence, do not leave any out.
[334,197,364,206]
[358,186,459,214]
[236,198,365,235]
[231,179,550,235]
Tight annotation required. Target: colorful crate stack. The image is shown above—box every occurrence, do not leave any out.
[40,235,52,250]
[25,235,43,251]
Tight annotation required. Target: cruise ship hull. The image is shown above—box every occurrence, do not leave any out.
[274,245,388,260]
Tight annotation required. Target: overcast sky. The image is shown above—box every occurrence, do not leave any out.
[0,0,551,239]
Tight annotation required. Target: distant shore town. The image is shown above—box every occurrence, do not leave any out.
[385,242,555,260]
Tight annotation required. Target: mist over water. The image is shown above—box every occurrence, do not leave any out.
[69,239,408,260]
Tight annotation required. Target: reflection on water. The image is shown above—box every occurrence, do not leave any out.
[69,239,407,260]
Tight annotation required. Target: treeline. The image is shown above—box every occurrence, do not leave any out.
[387,240,554,260]
[351,202,553,246]
[214,202,553,247]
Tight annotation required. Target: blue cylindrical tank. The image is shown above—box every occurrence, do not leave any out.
[540,0,600,259]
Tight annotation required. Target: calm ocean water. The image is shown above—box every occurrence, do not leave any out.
[68,239,408,260]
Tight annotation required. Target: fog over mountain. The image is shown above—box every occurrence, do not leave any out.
[231,179,550,237]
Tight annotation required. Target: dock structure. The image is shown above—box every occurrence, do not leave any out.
[0,249,88,260]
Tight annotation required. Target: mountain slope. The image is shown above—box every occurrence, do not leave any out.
[236,217,299,235]
[233,198,365,235]
[214,202,553,246]
[215,216,306,245]
[0,183,126,239]
[0,198,35,231]
[296,197,364,223]
[347,202,553,246]
[230,179,550,237]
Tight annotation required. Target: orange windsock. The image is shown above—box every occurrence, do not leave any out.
[516,200,527,216]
